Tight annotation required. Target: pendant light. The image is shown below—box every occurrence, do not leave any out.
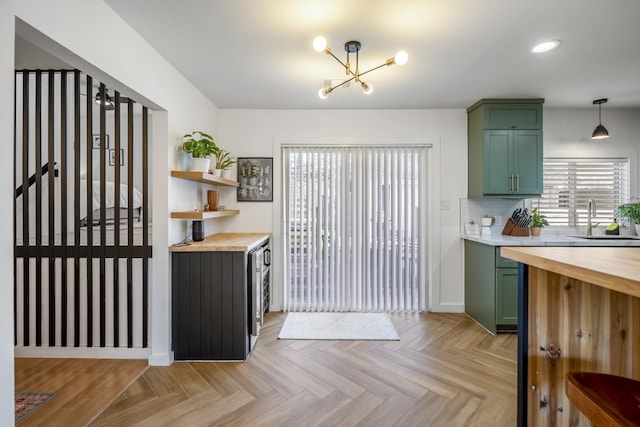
[591,98,609,139]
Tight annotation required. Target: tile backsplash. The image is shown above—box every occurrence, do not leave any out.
[460,198,529,235]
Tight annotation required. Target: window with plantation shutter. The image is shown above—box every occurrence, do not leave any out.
[533,158,630,226]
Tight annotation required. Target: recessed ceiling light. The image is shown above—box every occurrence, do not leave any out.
[531,40,560,53]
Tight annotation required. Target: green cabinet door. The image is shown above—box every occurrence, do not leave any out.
[482,102,543,129]
[464,240,497,334]
[513,130,543,195]
[496,268,518,326]
[484,130,513,195]
[482,129,542,196]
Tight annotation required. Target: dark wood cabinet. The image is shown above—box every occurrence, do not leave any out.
[171,251,249,360]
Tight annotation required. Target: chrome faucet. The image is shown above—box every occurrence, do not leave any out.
[587,198,598,236]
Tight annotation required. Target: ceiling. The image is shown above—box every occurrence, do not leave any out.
[22,0,640,109]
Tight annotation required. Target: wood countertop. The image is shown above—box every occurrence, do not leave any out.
[169,232,271,252]
[501,246,640,299]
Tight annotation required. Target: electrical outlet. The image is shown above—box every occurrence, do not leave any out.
[440,199,450,210]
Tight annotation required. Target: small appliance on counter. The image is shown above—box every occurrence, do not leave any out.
[192,220,204,241]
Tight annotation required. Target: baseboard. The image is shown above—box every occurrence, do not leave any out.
[148,351,174,366]
[14,346,151,359]
[429,303,465,313]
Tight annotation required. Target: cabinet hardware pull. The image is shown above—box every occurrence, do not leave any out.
[510,175,514,192]
[540,345,562,366]
[516,174,519,192]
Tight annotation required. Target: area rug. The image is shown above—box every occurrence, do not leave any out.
[278,312,400,340]
[15,392,55,424]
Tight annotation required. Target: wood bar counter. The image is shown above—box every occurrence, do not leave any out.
[501,247,640,426]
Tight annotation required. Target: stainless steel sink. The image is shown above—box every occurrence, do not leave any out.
[569,235,640,240]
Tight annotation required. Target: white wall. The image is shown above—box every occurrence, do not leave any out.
[216,109,469,313]
[544,108,640,199]
[0,1,16,423]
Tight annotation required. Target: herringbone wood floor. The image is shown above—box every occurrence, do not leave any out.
[92,313,516,427]
[90,312,517,427]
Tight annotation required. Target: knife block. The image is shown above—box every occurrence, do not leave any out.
[502,217,530,236]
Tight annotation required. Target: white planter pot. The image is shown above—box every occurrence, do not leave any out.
[221,169,232,179]
[212,168,223,177]
[190,157,211,173]
[635,223,640,236]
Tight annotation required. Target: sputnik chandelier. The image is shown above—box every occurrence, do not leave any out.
[313,36,408,99]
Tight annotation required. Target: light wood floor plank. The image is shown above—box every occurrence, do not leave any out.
[17,312,517,426]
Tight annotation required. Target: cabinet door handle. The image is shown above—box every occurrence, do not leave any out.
[510,175,514,192]
[516,174,519,192]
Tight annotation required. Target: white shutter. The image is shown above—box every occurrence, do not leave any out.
[534,158,630,226]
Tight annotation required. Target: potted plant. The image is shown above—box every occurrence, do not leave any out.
[617,202,640,235]
[181,131,219,172]
[530,208,549,236]
[215,149,236,179]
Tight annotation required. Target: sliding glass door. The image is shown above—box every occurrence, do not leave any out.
[282,145,428,312]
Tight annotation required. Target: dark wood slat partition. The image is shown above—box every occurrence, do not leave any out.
[14,70,152,352]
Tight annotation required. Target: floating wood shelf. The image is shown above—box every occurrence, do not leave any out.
[170,210,240,220]
[170,170,239,188]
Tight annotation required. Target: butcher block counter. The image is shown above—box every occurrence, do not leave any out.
[169,232,271,252]
[501,247,640,426]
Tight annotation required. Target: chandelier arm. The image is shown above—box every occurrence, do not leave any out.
[326,51,357,78]
[358,62,391,78]
[327,76,357,92]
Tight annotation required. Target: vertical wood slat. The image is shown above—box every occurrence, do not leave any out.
[60,70,68,346]
[142,106,149,347]
[35,70,42,346]
[73,70,81,347]
[21,72,30,346]
[99,83,107,347]
[48,70,57,346]
[127,99,134,347]
[86,74,94,347]
[113,91,121,348]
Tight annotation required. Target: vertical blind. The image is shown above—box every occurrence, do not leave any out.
[282,145,428,312]
[533,158,629,226]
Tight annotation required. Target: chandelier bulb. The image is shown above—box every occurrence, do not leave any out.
[313,36,327,52]
[361,82,373,95]
[318,88,329,99]
[394,50,409,66]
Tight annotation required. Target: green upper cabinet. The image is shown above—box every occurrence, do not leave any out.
[468,99,544,198]
[479,101,543,129]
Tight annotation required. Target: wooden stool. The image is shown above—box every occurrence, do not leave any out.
[566,372,640,426]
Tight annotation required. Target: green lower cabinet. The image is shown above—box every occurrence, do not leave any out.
[496,268,518,326]
[464,240,518,333]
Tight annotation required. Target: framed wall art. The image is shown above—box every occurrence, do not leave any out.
[237,157,273,202]
[109,148,124,166]
[92,134,109,149]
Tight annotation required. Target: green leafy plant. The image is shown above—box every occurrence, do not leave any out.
[530,208,549,228]
[181,131,219,158]
[617,202,640,225]
[215,149,236,170]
